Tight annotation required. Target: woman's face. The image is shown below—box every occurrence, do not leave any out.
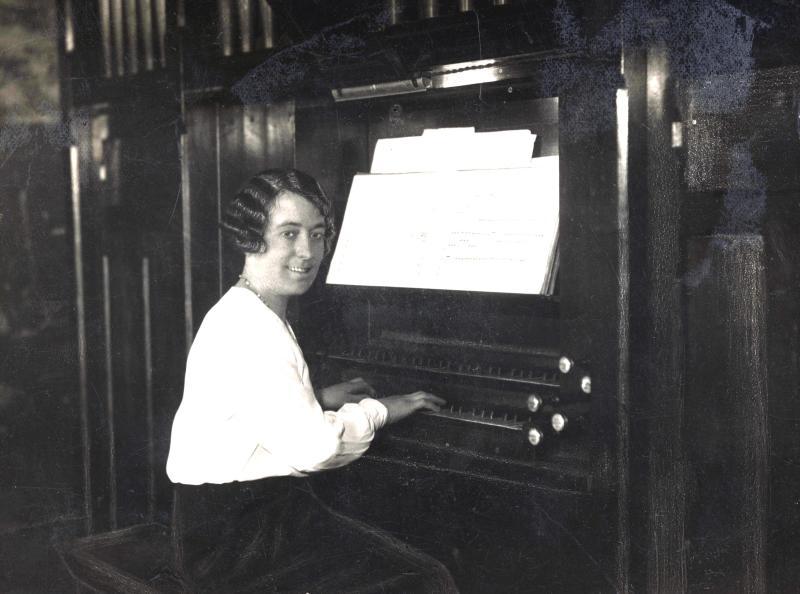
[252,191,326,299]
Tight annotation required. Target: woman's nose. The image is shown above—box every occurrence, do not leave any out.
[294,233,312,258]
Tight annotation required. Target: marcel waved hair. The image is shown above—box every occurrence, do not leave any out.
[221,168,336,255]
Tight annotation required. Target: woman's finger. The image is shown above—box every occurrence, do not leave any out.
[426,394,446,406]
[413,391,445,406]
[420,400,442,412]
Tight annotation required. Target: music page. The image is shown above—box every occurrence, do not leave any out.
[326,155,559,294]
[370,128,537,173]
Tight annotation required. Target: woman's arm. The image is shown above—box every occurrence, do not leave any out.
[238,344,388,473]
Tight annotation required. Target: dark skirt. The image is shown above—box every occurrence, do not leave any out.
[172,477,458,593]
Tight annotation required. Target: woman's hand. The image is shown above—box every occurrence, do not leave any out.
[319,377,377,410]
[380,391,446,425]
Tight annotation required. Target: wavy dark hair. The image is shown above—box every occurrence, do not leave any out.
[221,169,336,255]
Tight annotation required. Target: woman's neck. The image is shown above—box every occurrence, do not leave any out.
[237,267,288,320]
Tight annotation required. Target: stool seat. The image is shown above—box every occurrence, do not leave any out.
[58,523,181,593]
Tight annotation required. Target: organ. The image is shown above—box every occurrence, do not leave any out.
[291,45,624,590]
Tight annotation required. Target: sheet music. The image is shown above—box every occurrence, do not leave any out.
[327,156,559,294]
[370,128,537,173]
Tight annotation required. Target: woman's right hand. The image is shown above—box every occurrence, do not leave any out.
[380,391,446,425]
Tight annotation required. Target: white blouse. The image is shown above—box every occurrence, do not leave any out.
[166,287,388,485]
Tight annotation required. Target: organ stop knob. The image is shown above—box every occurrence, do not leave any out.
[527,427,544,447]
[551,413,568,433]
[527,394,542,413]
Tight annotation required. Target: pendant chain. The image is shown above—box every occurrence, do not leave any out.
[238,274,270,308]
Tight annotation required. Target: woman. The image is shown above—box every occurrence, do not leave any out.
[166,169,457,593]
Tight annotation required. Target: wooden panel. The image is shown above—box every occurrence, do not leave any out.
[763,197,800,590]
[685,235,768,593]
[71,108,114,534]
[312,460,615,593]
[139,138,184,523]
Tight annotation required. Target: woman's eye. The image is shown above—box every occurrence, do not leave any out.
[281,230,298,239]
[311,232,325,240]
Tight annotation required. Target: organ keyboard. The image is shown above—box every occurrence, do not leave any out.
[313,339,594,490]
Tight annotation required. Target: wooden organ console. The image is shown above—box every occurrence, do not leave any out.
[287,51,627,589]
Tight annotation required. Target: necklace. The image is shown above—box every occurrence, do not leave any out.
[238,274,270,308]
[238,274,293,333]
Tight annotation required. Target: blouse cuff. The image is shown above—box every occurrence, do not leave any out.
[358,397,389,431]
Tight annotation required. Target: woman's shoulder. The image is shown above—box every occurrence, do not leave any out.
[192,287,287,349]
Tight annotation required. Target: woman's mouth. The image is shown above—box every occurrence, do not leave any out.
[288,265,312,274]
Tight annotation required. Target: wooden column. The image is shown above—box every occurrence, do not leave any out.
[625,44,687,592]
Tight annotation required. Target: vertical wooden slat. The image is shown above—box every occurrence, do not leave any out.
[155,0,166,66]
[70,145,93,534]
[102,255,117,530]
[142,257,155,522]
[242,104,267,170]
[64,0,75,52]
[187,105,223,330]
[216,105,224,297]
[615,87,631,594]
[219,0,233,56]
[125,0,139,74]
[218,106,246,288]
[623,46,649,592]
[729,238,768,594]
[139,0,154,70]
[258,0,274,49]
[644,45,686,593]
[386,0,402,26]
[99,0,113,77]
[111,0,125,76]
[181,134,193,353]
[420,0,438,19]
[265,101,296,169]
[238,0,252,53]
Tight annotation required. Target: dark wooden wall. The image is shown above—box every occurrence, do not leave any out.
[681,65,800,593]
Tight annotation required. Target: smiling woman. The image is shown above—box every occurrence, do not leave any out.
[166,168,456,592]
[237,190,327,314]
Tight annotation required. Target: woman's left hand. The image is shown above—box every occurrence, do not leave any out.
[319,377,377,410]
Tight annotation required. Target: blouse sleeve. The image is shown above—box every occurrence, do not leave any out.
[235,330,387,474]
